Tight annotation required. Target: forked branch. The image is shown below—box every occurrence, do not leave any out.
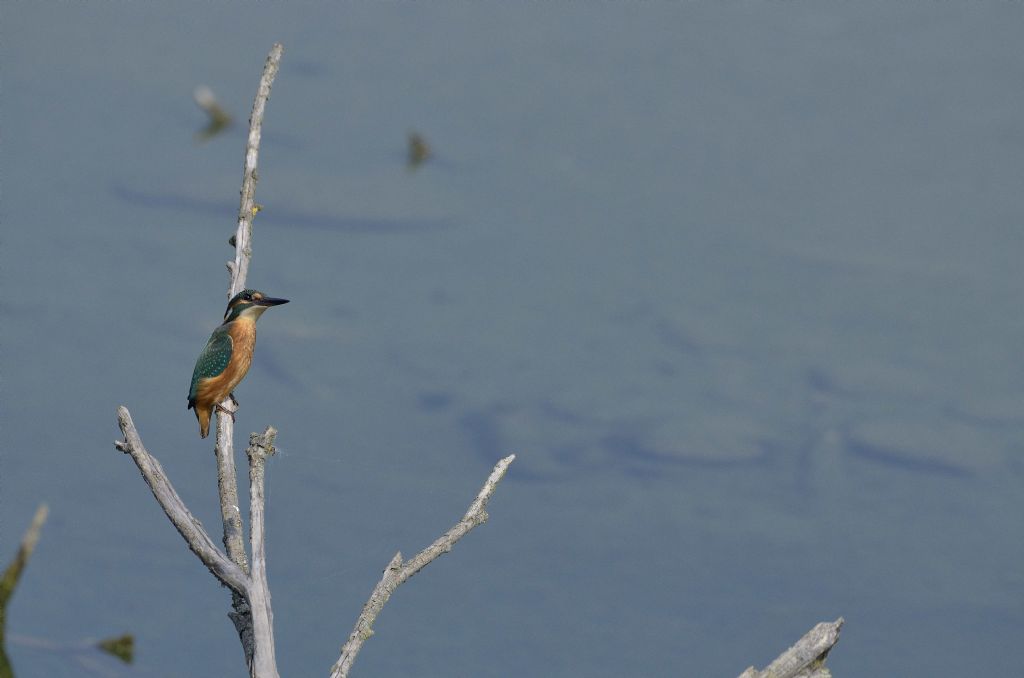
[112,35,531,678]
[114,42,284,678]
[115,408,248,596]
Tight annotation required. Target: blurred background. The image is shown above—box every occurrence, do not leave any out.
[3,3,1022,677]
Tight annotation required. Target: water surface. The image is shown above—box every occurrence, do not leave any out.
[3,4,1022,677]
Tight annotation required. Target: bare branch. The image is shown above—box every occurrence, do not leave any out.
[330,454,516,678]
[212,43,284,670]
[215,400,248,573]
[230,42,283,299]
[114,43,285,678]
[217,400,255,663]
[114,407,248,596]
[246,428,279,678]
[737,618,844,678]
[215,40,285,568]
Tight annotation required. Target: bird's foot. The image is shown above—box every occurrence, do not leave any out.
[229,392,239,407]
[215,402,237,422]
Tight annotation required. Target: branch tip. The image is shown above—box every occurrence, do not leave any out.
[331,455,515,678]
[247,426,278,462]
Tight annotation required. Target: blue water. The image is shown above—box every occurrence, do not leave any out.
[3,4,1022,677]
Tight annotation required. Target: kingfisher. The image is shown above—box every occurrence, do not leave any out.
[187,289,289,438]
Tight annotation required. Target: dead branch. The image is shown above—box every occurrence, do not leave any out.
[330,454,516,678]
[737,618,844,678]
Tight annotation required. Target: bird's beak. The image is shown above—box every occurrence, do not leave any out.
[256,296,289,307]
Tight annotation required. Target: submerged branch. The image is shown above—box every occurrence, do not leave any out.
[0,503,49,677]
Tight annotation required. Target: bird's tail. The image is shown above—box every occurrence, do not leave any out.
[197,407,211,439]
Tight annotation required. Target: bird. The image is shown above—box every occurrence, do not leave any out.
[187,288,289,438]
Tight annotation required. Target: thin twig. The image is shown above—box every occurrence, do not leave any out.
[114,408,248,596]
[737,618,844,678]
[230,42,283,298]
[330,454,516,678]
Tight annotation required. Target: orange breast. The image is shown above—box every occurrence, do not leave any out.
[194,318,257,407]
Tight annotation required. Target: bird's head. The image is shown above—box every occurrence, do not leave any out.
[223,289,289,322]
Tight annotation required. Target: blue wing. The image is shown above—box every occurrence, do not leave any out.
[187,326,233,408]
